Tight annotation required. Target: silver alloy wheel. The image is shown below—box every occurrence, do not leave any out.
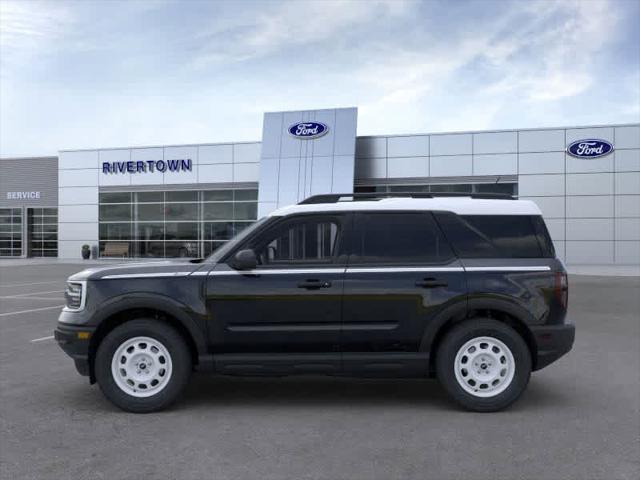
[453,336,515,398]
[111,336,173,398]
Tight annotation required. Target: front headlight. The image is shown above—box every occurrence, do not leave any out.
[64,281,87,311]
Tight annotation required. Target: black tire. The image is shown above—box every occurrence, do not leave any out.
[436,318,531,412]
[95,319,192,413]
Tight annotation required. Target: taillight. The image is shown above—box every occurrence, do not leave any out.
[554,271,568,309]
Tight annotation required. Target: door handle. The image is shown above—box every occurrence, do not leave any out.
[415,278,448,288]
[297,280,332,289]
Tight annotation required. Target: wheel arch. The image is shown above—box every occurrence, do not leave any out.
[87,295,206,383]
[422,296,539,375]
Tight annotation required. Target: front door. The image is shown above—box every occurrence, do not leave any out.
[341,212,467,375]
[206,213,348,372]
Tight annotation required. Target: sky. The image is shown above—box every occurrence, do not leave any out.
[0,0,638,157]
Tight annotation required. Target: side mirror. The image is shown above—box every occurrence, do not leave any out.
[231,249,257,270]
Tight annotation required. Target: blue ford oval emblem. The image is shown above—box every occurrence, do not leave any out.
[288,122,329,139]
[567,139,613,159]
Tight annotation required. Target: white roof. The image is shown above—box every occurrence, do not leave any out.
[269,197,542,217]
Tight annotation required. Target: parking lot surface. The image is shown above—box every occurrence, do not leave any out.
[0,262,638,480]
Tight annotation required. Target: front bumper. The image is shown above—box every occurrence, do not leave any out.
[530,322,575,371]
[54,323,96,377]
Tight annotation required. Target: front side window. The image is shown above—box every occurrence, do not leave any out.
[352,212,454,264]
[252,216,341,266]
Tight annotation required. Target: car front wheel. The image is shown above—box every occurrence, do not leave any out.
[436,318,531,412]
[95,319,191,413]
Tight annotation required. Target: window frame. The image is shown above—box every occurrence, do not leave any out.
[349,211,456,266]
[228,213,350,269]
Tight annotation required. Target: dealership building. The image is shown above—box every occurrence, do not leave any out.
[1,107,639,265]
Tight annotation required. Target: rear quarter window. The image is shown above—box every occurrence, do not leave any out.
[434,213,554,258]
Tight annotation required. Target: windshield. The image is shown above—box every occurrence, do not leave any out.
[206,217,270,263]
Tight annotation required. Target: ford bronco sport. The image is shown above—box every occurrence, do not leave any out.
[55,193,574,413]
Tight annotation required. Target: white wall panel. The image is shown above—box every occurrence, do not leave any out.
[308,110,335,157]
[59,150,99,170]
[387,135,429,157]
[473,131,517,154]
[615,241,640,264]
[518,152,565,175]
[278,156,301,207]
[567,153,614,174]
[233,163,259,182]
[430,134,472,156]
[233,143,261,163]
[566,196,614,218]
[279,112,306,158]
[615,172,640,195]
[615,196,640,217]
[518,174,565,196]
[356,137,386,158]
[58,222,99,241]
[473,154,517,175]
[566,127,614,144]
[544,218,565,241]
[260,112,283,159]
[566,173,613,196]
[566,219,613,241]
[197,164,233,183]
[59,187,98,205]
[257,156,278,202]
[332,155,356,194]
[615,126,640,149]
[614,149,640,172]
[430,155,472,176]
[199,144,233,164]
[60,169,99,187]
[615,218,640,240]
[59,204,98,223]
[520,196,565,218]
[130,148,164,185]
[565,241,614,264]
[518,129,564,153]
[355,157,386,179]
[310,156,333,195]
[387,156,428,178]
[334,108,359,157]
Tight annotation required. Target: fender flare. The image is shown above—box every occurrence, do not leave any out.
[419,295,537,354]
[90,293,208,355]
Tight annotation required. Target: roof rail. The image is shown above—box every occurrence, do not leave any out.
[298,192,515,204]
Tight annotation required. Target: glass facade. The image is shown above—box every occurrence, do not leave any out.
[98,189,258,258]
[27,208,58,257]
[354,182,518,196]
[0,208,23,257]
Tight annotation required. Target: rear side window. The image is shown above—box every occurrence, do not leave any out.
[434,213,553,258]
[352,213,454,264]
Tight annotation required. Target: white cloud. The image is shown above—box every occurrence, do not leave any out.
[0,0,73,66]
[191,0,409,66]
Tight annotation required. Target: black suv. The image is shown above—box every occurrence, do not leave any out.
[55,193,574,413]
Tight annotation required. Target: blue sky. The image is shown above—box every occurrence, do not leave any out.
[1,0,638,156]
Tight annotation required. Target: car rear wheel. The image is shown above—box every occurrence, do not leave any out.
[95,319,191,413]
[436,318,531,412]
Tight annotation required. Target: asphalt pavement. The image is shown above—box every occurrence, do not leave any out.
[0,262,638,480]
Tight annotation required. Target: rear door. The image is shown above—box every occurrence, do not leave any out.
[341,211,467,374]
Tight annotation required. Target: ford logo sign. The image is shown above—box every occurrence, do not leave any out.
[567,139,614,159]
[288,122,329,139]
